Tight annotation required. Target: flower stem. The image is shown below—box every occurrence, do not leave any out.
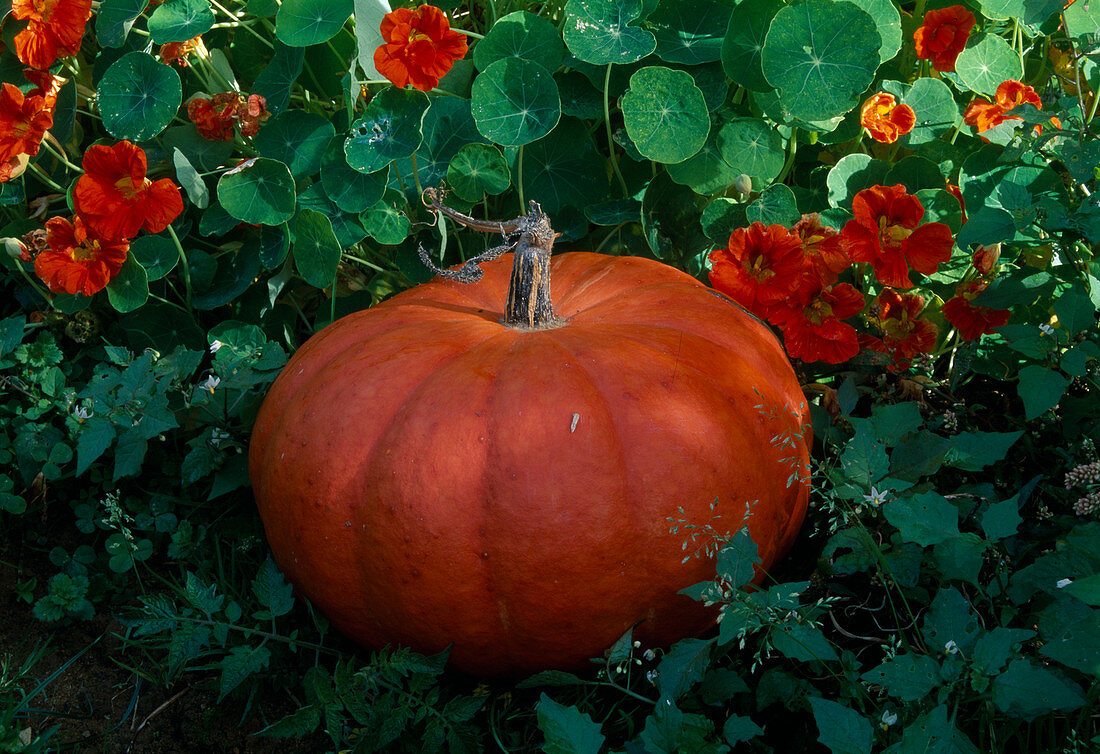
[27,163,66,193]
[40,137,83,173]
[516,144,526,213]
[166,224,194,312]
[604,63,629,196]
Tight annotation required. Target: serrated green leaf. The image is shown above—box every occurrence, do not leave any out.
[1017,365,1069,420]
[992,658,1086,719]
[657,638,713,702]
[809,697,873,754]
[252,556,294,618]
[883,492,959,546]
[861,652,941,701]
[536,694,604,754]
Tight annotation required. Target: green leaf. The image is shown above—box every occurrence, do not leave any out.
[869,402,923,444]
[827,153,890,209]
[447,143,511,202]
[1065,0,1100,39]
[621,66,709,164]
[716,118,785,187]
[253,42,305,115]
[861,653,941,701]
[190,241,263,310]
[1053,285,1097,336]
[981,498,1022,541]
[666,131,740,195]
[722,715,763,747]
[657,638,713,702]
[641,170,708,260]
[921,587,982,654]
[721,0,782,92]
[276,0,352,47]
[471,58,560,146]
[252,556,294,617]
[172,148,208,209]
[846,0,900,63]
[649,0,731,65]
[932,533,985,586]
[95,0,148,47]
[473,10,565,71]
[1039,609,1100,677]
[746,184,800,226]
[761,0,880,122]
[76,418,116,476]
[254,109,336,178]
[289,208,341,288]
[562,0,655,65]
[972,628,1035,677]
[320,137,388,213]
[895,705,978,754]
[360,189,411,245]
[219,645,271,701]
[992,659,1086,719]
[1064,574,1100,607]
[97,52,183,141]
[808,698,873,754]
[772,623,839,663]
[298,184,366,248]
[885,156,945,195]
[891,77,959,146]
[536,694,604,754]
[345,87,430,174]
[516,118,609,215]
[883,492,959,547]
[106,257,150,313]
[1017,365,1069,420]
[147,0,215,43]
[944,430,1024,471]
[840,422,888,487]
[259,705,322,738]
[112,430,148,480]
[639,703,714,753]
[217,158,297,225]
[954,33,1023,96]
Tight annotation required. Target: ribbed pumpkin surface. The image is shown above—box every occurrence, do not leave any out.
[249,252,811,674]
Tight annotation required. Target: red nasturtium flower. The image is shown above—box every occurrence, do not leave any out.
[73,140,184,241]
[187,93,269,140]
[0,82,53,166]
[964,80,1052,133]
[374,5,469,92]
[771,281,866,364]
[160,36,205,67]
[913,5,976,72]
[942,280,1011,340]
[792,213,848,285]
[972,244,1000,276]
[860,93,916,144]
[10,0,93,70]
[708,222,806,319]
[33,216,129,296]
[840,184,954,289]
[875,288,939,361]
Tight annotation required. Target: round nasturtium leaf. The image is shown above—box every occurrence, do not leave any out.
[472,11,566,72]
[716,118,785,188]
[746,184,800,226]
[106,257,150,313]
[562,0,656,66]
[666,130,740,195]
[641,170,710,261]
[97,52,182,141]
[471,58,560,147]
[393,97,484,191]
[701,197,748,245]
[217,157,297,225]
[147,0,215,43]
[954,34,1023,96]
[649,0,731,65]
[721,0,783,92]
[826,153,890,209]
[621,66,709,164]
[298,183,367,248]
[846,0,901,64]
[882,77,958,146]
[321,137,388,213]
[1065,0,1100,38]
[447,143,511,201]
[253,109,336,178]
[345,87,430,174]
[289,208,341,288]
[884,156,944,194]
[128,234,178,281]
[360,190,411,245]
[981,0,1062,28]
[761,0,881,123]
[275,0,352,47]
[516,118,609,215]
[96,0,149,48]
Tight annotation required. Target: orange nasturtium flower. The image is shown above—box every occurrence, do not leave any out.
[964,80,1050,134]
[0,83,54,166]
[10,0,93,70]
[771,281,866,364]
[73,141,184,242]
[374,5,469,92]
[840,185,954,290]
[160,36,206,67]
[860,93,916,144]
[34,216,129,296]
[913,5,976,72]
[942,280,1011,340]
[708,222,806,320]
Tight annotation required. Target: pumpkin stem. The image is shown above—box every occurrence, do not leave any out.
[422,188,559,329]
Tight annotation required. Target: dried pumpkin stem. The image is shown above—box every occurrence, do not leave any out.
[422,188,560,329]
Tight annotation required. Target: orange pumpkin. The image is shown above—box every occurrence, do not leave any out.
[249,201,810,675]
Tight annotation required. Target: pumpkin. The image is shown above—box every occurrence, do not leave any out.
[249,196,811,675]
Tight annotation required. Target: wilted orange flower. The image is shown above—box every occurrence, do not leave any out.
[840,185,954,289]
[913,5,976,72]
[861,93,916,144]
[771,281,865,364]
[34,216,129,296]
[0,83,53,166]
[875,288,938,361]
[374,5,469,92]
[187,93,269,140]
[964,80,1052,133]
[972,244,1000,276]
[73,140,183,241]
[708,222,806,320]
[11,0,92,70]
[0,154,31,183]
[942,280,1011,340]
[160,36,205,67]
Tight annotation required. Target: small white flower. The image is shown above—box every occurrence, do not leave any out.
[944,640,959,655]
[643,648,656,661]
[1056,578,1073,589]
[209,339,224,354]
[864,486,890,506]
[881,710,898,728]
[209,428,231,448]
[72,405,92,422]
[1039,324,1055,336]
[201,375,220,393]
[645,669,658,684]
